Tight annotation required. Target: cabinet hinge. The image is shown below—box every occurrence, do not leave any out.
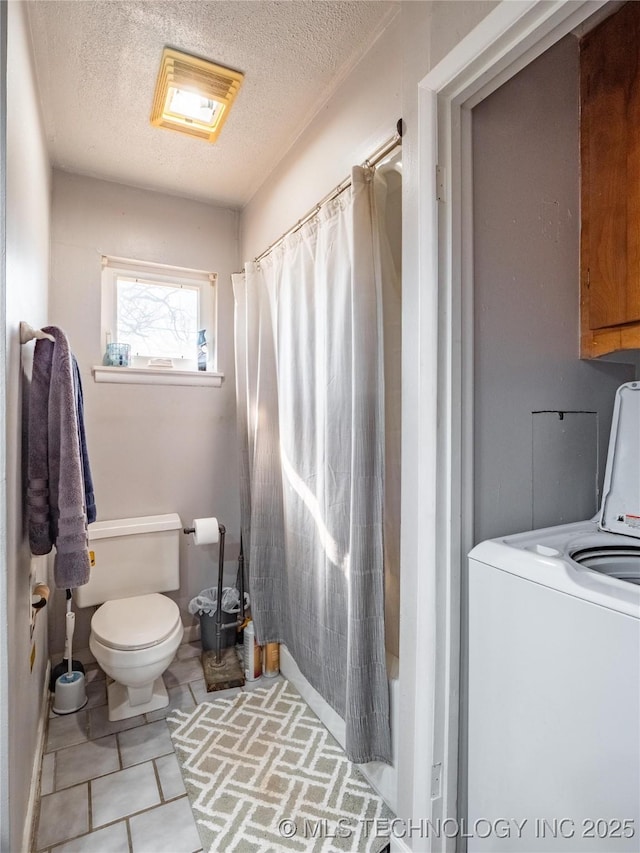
[436,165,445,203]
[431,762,442,798]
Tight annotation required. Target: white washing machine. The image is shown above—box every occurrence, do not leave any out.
[467,381,640,852]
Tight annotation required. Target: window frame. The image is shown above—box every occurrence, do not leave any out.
[100,255,219,378]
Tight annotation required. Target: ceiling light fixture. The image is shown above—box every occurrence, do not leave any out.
[151,48,243,143]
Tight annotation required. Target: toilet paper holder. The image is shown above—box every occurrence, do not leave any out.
[183,524,226,536]
[184,521,245,666]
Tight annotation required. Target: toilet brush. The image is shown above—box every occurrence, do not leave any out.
[49,590,85,691]
[52,609,87,715]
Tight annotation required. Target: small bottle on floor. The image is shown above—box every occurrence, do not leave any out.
[263,642,279,678]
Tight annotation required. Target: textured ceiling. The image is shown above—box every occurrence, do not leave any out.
[26,0,398,208]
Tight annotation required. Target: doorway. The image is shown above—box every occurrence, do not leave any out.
[412,2,619,849]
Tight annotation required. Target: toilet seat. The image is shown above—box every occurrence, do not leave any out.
[92,593,181,651]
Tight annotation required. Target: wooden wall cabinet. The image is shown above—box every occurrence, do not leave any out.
[580,1,640,358]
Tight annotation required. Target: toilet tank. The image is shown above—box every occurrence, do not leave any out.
[75,514,182,607]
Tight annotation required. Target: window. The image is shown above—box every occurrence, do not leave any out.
[116,277,199,362]
[100,256,219,379]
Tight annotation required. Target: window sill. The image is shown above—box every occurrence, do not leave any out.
[92,365,224,387]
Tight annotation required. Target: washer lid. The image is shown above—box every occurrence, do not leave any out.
[600,382,640,539]
[92,593,181,651]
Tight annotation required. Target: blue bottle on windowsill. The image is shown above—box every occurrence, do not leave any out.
[197,330,207,371]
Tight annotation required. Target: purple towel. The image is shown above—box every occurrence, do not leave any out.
[27,327,92,588]
[73,356,96,524]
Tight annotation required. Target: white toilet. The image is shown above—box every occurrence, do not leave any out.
[76,514,184,721]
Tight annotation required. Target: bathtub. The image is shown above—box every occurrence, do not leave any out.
[279,644,399,813]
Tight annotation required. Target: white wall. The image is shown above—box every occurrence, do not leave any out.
[49,171,241,652]
[241,11,403,260]
[4,2,52,848]
[240,1,505,262]
[472,34,635,544]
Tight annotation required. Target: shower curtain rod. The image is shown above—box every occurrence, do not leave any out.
[253,126,403,264]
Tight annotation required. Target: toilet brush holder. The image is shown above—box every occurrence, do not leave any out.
[52,605,87,714]
[52,670,87,715]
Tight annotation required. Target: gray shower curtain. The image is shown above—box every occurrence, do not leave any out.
[233,166,391,764]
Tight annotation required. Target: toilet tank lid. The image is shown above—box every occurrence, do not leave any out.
[88,513,182,541]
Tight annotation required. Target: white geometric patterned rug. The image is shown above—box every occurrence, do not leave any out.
[167,679,394,852]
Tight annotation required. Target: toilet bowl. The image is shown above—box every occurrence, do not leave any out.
[77,513,185,722]
[89,593,184,721]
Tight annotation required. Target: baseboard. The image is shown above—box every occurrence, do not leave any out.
[23,659,51,853]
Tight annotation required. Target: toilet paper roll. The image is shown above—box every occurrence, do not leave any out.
[192,517,220,545]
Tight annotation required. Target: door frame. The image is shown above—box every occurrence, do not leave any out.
[0,1,9,847]
[405,1,609,849]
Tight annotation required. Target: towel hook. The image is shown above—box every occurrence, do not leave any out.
[20,322,55,344]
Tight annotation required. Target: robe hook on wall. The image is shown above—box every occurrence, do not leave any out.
[20,322,55,344]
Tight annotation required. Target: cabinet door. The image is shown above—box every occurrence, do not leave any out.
[581,1,640,333]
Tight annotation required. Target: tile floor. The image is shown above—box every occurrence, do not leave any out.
[33,641,274,853]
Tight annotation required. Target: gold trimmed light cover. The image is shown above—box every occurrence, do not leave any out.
[151,48,243,143]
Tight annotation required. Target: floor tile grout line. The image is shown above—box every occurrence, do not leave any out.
[44,714,90,755]
[116,726,124,771]
[152,756,165,803]
[48,743,176,795]
[35,654,208,851]
[32,707,42,847]
[34,782,90,852]
[60,759,169,814]
[122,745,175,772]
[40,814,134,852]
[163,792,190,807]
[188,681,199,704]
[46,734,120,793]
[92,796,187,836]
[87,778,93,834]
[125,816,133,853]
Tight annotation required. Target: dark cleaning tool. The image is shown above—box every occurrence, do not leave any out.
[49,589,85,691]
[236,536,246,644]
